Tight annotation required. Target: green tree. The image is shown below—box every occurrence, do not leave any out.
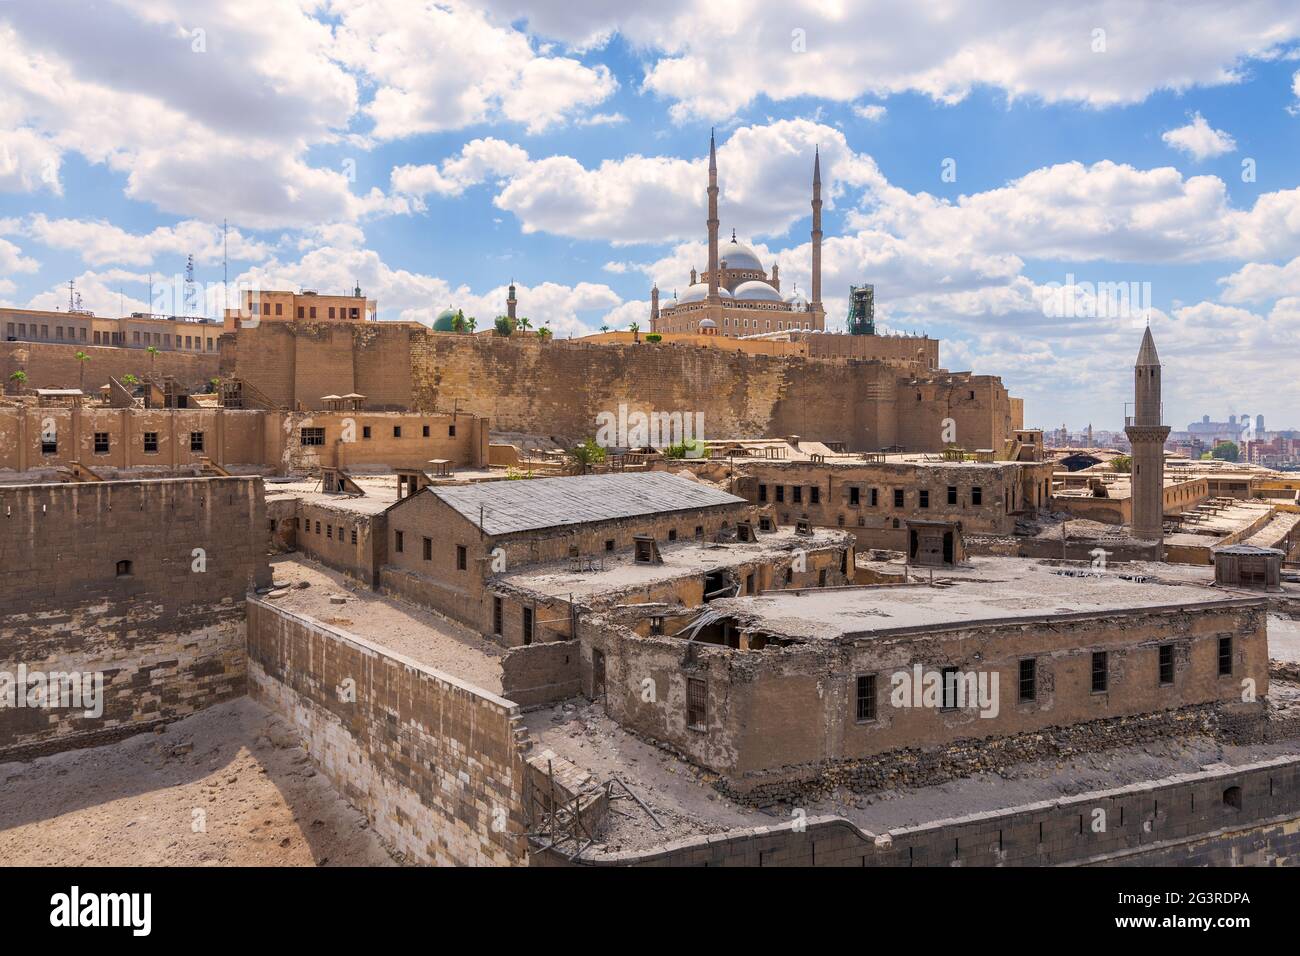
[494,315,514,336]
[645,332,662,343]
[145,344,159,374]
[516,316,533,332]
[465,316,477,333]
[1111,454,1132,473]
[74,350,90,391]
[8,370,26,394]
[451,309,466,334]
[629,321,640,343]
[121,374,139,387]
[568,438,607,474]
[1211,441,1240,462]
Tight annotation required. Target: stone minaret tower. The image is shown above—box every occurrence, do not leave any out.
[811,147,823,323]
[706,130,720,304]
[506,280,518,322]
[1124,326,1170,546]
[650,283,659,323]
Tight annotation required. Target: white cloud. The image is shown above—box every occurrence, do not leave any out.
[332,0,616,138]
[0,128,63,194]
[392,138,532,200]
[1161,112,1236,160]
[853,105,887,122]
[0,236,39,275]
[25,216,272,268]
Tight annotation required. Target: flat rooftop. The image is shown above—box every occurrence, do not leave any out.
[500,526,852,601]
[703,556,1256,642]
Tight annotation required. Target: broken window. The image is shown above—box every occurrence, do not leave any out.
[143,432,158,453]
[1019,658,1036,702]
[668,528,677,541]
[687,677,707,731]
[300,427,325,446]
[849,486,860,506]
[1158,644,1175,685]
[1218,636,1232,676]
[1092,651,1108,693]
[856,674,877,722]
[650,616,665,635]
[869,488,879,507]
[93,432,109,454]
[940,667,959,710]
[190,432,204,452]
[605,539,615,551]
[351,527,358,545]
[41,435,57,455]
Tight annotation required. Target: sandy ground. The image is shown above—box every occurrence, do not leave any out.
[267,555,504,693]
[0,698,397,867]
[526,693,1300,857]
[1270,613,1300,663]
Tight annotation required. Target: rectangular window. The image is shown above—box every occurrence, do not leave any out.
[393,425,402,438]
[309,307,317,319]
[856,674,877,722]
[522,606,534,645]
[300,427,325,446]
[919,489,930,508]
[947,485,958,505]
[1019,658,1036,702]
[456,545,467,571]
[1218,636,1233,676]
[448,424,456,437]
[350,527,357,545]
[41,435,57,455]
[775,485,785,503]
[758,483,768,502]
[143,432,158,453]
[190,432,204,452]
[315,521,321,534]
[422,537,432,561]
[93,432,109,454]
[1092,651,1108,693]
[793,486,802,504]
[972,486,983,506]
[810,486,820,505]
[893,488,904,508]
[275,303,283,316]
[297,306,304,318]
[869,488,878,507]
[687,678,708,731]
[493,596,503,636]
[395,530,404,553]
[326,525,333,540]
[362,425,371,439]
[1159,644,1174,685]
[422,424,430,438]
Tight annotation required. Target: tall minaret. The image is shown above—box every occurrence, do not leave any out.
[650,283,660,324]
[507,280,517,322]
[810,147,823,325]
[706,130,720,303]
[1124,326,1170,547]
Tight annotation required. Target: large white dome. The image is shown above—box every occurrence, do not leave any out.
[719,235,764,272]
[678,282,732,304]
[733,279,783,302]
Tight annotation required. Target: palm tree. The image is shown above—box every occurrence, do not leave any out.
[599,324,610,333]
[465,316,477,333]
[74,351,90,391]
[145,345,159,379]
[516,316,533,332]
[451,309,466,334]
[8,370,26,395]
[629,321,640,343]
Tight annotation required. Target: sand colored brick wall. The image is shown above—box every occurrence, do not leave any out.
[246,600,529,866]
[534,756,1300,867]
[1,341,219,392]
[0,477,269,757]
[222,322,1015,452]
[501,641,582,708]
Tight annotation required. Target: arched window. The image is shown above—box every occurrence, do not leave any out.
[116,559,133,577]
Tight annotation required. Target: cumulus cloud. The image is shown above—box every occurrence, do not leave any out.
[25,216,271,268]
[853,105,887,122]
[391,138,532,200]
[1161,113,1237,160]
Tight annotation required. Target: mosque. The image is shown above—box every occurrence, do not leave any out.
[649,132,826,337]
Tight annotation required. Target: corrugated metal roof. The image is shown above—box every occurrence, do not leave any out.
[430,472,746,536]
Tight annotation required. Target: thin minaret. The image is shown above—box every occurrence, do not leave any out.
[706,129,720,303]
[507,279,517,322]
[1124,325,1170,548]
[811,146,823,325]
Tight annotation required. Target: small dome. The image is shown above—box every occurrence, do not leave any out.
[432,307,458,332]
[699,318,717,329]
[733,280,782,302]
[679,283,732,305]
[720,235,764,272]
[784,289,808,311]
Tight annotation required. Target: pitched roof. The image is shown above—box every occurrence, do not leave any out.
[1136,327,1160,366]
[428,472,746,536]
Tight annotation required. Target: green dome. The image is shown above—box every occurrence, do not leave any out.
[431,308,458,332]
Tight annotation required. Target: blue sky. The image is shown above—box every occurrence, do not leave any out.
[3,0,1300,431]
